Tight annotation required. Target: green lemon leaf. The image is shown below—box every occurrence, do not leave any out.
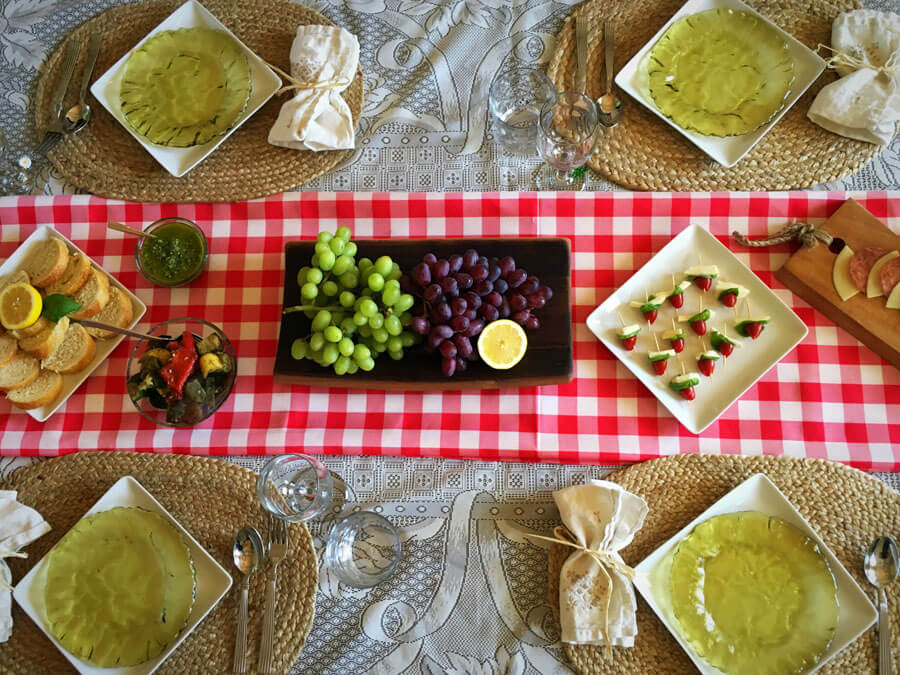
[42,294,82,322]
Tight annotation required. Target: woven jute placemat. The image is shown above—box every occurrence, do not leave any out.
[547,454,900,674]
[546,0,883,191]
[0,452,317,674]
[32,0,363,202]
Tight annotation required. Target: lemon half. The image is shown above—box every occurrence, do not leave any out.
[477,319,528,370]
[0,282,42,330]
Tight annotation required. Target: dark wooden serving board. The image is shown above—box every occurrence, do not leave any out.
[775,199,900,369]
[274,238,574,390]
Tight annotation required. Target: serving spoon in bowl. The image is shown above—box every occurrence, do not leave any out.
[865,536,899,675]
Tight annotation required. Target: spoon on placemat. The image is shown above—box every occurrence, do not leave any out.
[865,536,899,675]
[597,21,623,127]
[63,34,102,134]
[233,526,264,674]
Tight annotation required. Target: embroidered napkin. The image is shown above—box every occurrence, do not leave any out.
[808,10,900,144]
[268,25,359,151]
[554,480,648,646]
[0,489,50,643]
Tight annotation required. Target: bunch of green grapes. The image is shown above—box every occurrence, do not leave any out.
[286,226,418,375]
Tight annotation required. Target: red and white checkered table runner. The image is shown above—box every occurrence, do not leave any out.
[0,192,897,468]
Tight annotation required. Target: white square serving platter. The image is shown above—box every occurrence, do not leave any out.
[614,0,826,167]
[0,226,147,422]
[90,0,282,178]
[13,476,233,675]
[633,473,877,675]
[585,225,807,434]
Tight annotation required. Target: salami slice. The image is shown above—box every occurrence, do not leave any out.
[880,257,900,296]
[848,247,888,293]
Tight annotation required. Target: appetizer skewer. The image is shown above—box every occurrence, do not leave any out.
[664,319,686,353]
[615,310,641,351]
[710,325,741,357]
[678,298,712,336]
[685,257,719,292]
[629,291,667,324]
[735,299,769,340]
[696,336,721,377]
[670,359,699,400]
[667,274,691,309]
[647,324,675,375]
[716,280,749,308]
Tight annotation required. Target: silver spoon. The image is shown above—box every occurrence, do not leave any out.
[597,21,623,127]
[62,34,101,134]
[232,526,264,674]
[865,536,899,675]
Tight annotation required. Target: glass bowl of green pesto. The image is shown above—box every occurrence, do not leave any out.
[135,217,208,286]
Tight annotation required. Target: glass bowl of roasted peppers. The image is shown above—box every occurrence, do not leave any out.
[126,317,237,427]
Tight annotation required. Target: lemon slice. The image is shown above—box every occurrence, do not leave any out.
[477,319,528,370]
[0,282,42,330]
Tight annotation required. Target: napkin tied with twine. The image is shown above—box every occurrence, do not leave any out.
[530,480,647,647]
[0,489,50,642]
[808,10,900,144]
[268,25,359,151]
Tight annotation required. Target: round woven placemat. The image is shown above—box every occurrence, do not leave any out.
[33,0,363,202]
[0,452,317,675]
[546,0,882,191]
[547,454,900,674]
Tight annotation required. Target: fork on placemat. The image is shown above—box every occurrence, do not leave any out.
[258,513,289,673]
[35,38,81,156]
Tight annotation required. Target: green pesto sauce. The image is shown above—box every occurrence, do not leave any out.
[140,222,205,284]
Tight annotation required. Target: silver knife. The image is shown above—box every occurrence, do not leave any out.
[575,15,588,95]
[46,39,81,135]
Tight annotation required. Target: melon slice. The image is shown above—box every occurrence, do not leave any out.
[120,28,252,147]
[887,282,900,309]
[42,507,196,667]
[669,511,837,675]
[866,250,899,298]
[832,245,858,301]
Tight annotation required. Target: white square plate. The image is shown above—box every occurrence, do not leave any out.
[90,0,281,178]
[585,225,807,434]
[0,226,147,422]
[13,476,233,675]
[614,0,826,167]
[633,474,877,674]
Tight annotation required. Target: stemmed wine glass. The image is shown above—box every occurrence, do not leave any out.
[535,91,599,191]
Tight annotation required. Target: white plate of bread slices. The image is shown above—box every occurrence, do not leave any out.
[0,226,146,421]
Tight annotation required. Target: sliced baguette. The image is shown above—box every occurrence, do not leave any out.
[0,351,40,391]
[42,323,95,374]
[23,238,69,288]
[85,287,133,339]
[11,316,53,339]
[0,334,17,368]
[0,270,31,294]
[46,251,91,296]
[6,368,62,410]
[69,268,110,320]
[18,316,69,360]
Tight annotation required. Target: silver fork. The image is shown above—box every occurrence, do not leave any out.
[258,514,289,673]
[36,39,81,155]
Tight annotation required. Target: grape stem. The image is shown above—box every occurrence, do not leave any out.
[283,304,341,314]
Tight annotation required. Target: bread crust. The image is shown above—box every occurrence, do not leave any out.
[46,251,91,296]
[19,317,69,360]
[0,335,17,369]
[7,369,63,409]
[0,352,40,391]
[70,269,110,320]
[86,287,134,339]
[26,238,69,288]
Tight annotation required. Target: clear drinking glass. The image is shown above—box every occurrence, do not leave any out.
[257,454,334,523]
[535,91,599,190]
[324,512,403,588]
[489,67,556,156]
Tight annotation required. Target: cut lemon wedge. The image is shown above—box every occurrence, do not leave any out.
[0,282,43,330]
[477,319,528,370]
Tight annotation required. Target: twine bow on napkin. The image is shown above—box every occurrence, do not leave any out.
[0,490,50,643]
[808,9,900,145]
[268,25,359,152]
[528,481,648,651]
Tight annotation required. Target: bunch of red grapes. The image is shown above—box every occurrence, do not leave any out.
[399,248,553,376]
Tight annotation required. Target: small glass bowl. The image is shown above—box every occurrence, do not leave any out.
[134,217,209,287]
[324,512,402,588]
[257,454,334,523]
[126,317,236,427]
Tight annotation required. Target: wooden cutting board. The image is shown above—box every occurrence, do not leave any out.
[775,198,900,369]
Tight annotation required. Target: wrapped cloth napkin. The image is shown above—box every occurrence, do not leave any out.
[0,490,50,643]
[531,480,648,647]
[268,25,359,151]
[808,10,900,144]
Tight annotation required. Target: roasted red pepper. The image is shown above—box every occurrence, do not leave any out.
[160,330,197,400]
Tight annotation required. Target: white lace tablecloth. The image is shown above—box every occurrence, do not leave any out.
[1,1,899,673]
[1,0,899,193]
